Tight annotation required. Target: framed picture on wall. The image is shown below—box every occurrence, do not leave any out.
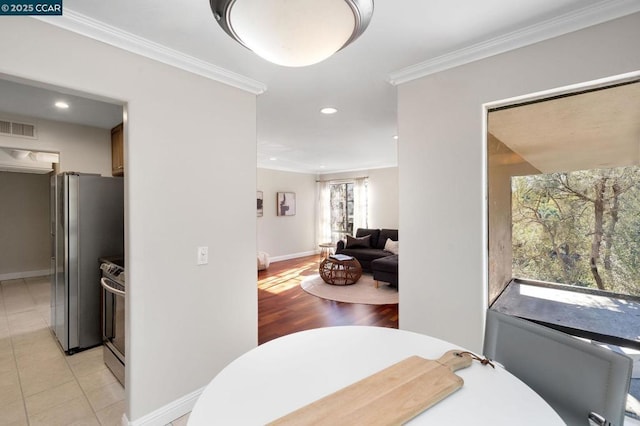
[276,192,296,216]
[257,191,263,217]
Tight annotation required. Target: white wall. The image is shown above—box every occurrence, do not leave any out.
[0,17,257,423]
[0,113,112,176]
[321,167,399,229]
[257,168,316,260]
[367,168,399,229]
[0,116,112,279]
[0,172,49,278]
[398,13,640,352]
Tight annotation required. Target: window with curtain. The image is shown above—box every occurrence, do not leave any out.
[330,182,354,242]
[321,178,368,243]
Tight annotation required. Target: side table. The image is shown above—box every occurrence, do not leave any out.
[319,256,362,285]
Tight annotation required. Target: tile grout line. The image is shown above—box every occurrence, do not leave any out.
[4,276,111,425]
[66,344,126,423]
[37,275,123,424]
[64,352,103,424]
[4,275,125,424]
[24,276,49,326]
[2,278,32,426]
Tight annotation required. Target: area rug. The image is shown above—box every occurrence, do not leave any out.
[300,274,398,305]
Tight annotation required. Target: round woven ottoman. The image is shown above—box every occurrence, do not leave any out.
[319,257,362,285]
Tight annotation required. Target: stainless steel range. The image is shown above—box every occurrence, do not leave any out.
[100,257,125,385]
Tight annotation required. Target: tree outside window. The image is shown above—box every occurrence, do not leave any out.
[512,167,640,296]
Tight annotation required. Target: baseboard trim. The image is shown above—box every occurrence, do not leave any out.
[124,386,204,426]
[0,269,50,281]
[270,250,317,263]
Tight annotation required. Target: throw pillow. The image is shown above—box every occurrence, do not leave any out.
[345,234,371,249]
[384,238,399,255]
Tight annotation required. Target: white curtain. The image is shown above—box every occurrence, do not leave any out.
[353,177,368,233]
[317,180,331,244]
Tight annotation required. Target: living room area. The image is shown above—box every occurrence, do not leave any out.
[256,166,400,344]
[256,167,398,264]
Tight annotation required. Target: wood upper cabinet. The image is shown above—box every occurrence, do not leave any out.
[111,123,124,176]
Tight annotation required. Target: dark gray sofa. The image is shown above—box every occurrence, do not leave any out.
[371,255,398,287]
[336,228,398,286]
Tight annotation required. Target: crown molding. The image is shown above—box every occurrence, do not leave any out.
[257,161,398,175]
[34,10,267,95]
[389,0,640,86]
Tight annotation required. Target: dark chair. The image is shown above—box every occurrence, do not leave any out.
[483,309,632,426]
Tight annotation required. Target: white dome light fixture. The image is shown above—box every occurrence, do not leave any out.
[209,0,374,67]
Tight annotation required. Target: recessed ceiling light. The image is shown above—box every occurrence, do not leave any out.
[55,101,69,109]
[269,157,277,161]
[393,135,398,140]
[320,107,337,115]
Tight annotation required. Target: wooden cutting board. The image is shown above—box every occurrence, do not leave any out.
[267,350,473,425]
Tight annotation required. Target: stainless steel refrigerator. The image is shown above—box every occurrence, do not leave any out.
[50,172,124,354]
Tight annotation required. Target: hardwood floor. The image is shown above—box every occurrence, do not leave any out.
[258,254,398,345]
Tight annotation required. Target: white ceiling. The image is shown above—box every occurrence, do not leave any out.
[0,78,123,129]
[1,0,638,174]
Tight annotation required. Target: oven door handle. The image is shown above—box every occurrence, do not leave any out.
[101,277,125,297]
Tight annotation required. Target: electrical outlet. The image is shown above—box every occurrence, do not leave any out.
[197,246,208,265]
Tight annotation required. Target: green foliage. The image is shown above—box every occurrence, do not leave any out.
[512,167,640,296]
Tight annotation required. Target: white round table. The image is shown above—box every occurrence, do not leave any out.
[189,326,564,425]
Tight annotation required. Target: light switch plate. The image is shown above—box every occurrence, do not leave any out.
[197,246,208,265]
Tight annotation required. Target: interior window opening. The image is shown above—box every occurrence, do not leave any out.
[487,79,640,421]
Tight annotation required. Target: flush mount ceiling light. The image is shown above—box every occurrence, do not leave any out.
[209,0,374,67]
[29,151,60,163]
[8,149,59,163]
[9,149,30,160]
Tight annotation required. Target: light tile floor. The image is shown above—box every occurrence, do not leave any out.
[0,276,189,426]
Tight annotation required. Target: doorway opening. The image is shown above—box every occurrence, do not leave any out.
[0,75,127,424]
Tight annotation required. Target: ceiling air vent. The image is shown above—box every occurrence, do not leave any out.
[0,120,10,134]
[0,119,37,139]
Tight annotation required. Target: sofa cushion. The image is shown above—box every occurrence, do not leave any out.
[371,255,398,273]
[356,228,380,248]
[384,238,399,255]
[345,234,371,249]
[339,248,389,263]
[376,229,398,249]
[371,255,399,287]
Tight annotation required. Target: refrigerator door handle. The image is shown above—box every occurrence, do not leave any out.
[100,278,125,297]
